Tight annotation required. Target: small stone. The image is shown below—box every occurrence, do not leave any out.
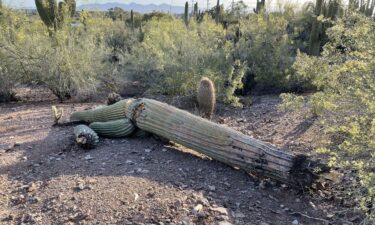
[84,155,93,160]
[192,204,203,214]
[162,148,167,152]
[208,185,216,191]
[27,183,37,192]
[211,207,228,215]
[218,222,232,225]
[144,148,152,153]
[292,219,299,225]
[260,223,270,225]
[234,212,245,218]
[295,198,301,203]
[134,193,139,201]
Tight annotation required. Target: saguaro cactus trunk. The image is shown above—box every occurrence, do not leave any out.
[124,98,323,186]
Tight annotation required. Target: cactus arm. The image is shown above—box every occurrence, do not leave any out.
[74,125,99,149]
[89,119,135,138]
[124,98,324,186]
[70,99,133,123]
[35,0,54,28]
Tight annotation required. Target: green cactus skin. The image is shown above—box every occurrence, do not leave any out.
[309,0,323,56]
[35,0,75,31]
[215,0,220,24]
[89,118,135,138]
[70,99,133,123]
[74,125,99,149]
[184,1,189,26]
[123,98,324,186]
[197,77,216,120]
[130,9,135,31]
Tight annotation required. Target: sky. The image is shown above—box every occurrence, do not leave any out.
[3,0,281,9]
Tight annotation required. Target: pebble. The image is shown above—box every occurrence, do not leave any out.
[84,155,94,160]
[292,219,299,225]
[211,207,228,215]
[218,222,232,225]
[208,185,216,191]
[192,204,203,214]
[145,149,152,153]
[260,223,270,225]
[234,212,245,218]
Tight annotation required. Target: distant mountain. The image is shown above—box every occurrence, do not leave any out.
[77,2,185,14]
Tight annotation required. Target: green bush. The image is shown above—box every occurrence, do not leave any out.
[280,13,375,219]
[119,16,244,105]
[233,12,294,91]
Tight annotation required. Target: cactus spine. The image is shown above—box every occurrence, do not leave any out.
[184,1,189,26]
[74,125,99,149]
[197,77,216,120]
[51,106,63,125]
[89,118,135,138]
[70,99,133,123]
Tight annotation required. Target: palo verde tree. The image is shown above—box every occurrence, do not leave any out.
[34,0,76,33]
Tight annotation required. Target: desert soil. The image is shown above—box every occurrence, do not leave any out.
[0,88,362,225]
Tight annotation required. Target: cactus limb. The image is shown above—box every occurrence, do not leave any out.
[70,99,133,123]
[89,118,135,138]
[51,106,63,125]
[74,125,99,149]
[124,98,325,186]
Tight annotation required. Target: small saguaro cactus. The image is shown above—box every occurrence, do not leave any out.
[51,105,63,125]
[215,0,220,24]
[197,77,216,120]
[253,0,265,13]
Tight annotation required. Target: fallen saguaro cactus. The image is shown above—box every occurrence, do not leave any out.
[89,118,135,138]
[70,98,326,186]
[74,125,99,149]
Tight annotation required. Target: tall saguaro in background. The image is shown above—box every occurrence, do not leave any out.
[184,1,189,26]
[253,0,265,13]
[130,9,134,31]
[309,0,323,56]
[215,0,220,24]
[35,0,76,32]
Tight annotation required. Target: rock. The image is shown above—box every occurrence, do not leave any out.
[218,222,232,225]
[84,155,94,160]
[208,185,216,191]
[27,182,37,192]
[234,212,245,218]
[192,204,203,214]
[292,219,299,225]
[134,193,139,201]
[211,207,228,215]
[260,222,270,225]
[144,148,152,153]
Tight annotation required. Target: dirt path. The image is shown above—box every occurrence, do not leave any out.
[0,96,356,225]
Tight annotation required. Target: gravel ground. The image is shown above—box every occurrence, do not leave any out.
[0,91,361,225]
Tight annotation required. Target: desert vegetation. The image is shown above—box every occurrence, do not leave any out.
[0,0,374,223]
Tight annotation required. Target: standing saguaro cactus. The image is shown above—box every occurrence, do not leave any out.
[197,77,216,120]
[309,0,323,56]
[35,0,76,32]
[215,0,220,24]
[130,9,135,31]
[184,1,189,26]
[253,0,265,13]
[193,2,198,16]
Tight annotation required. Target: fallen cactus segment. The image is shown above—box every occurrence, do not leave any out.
[124,98,325,186]
[89,118,136,138]
[70,99,133,123]
[74,125,99,149]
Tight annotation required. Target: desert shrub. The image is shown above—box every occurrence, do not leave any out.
[0,8,112,101]
[280,13,375,219]
[119,16,244,105]
[233,12,294,92]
